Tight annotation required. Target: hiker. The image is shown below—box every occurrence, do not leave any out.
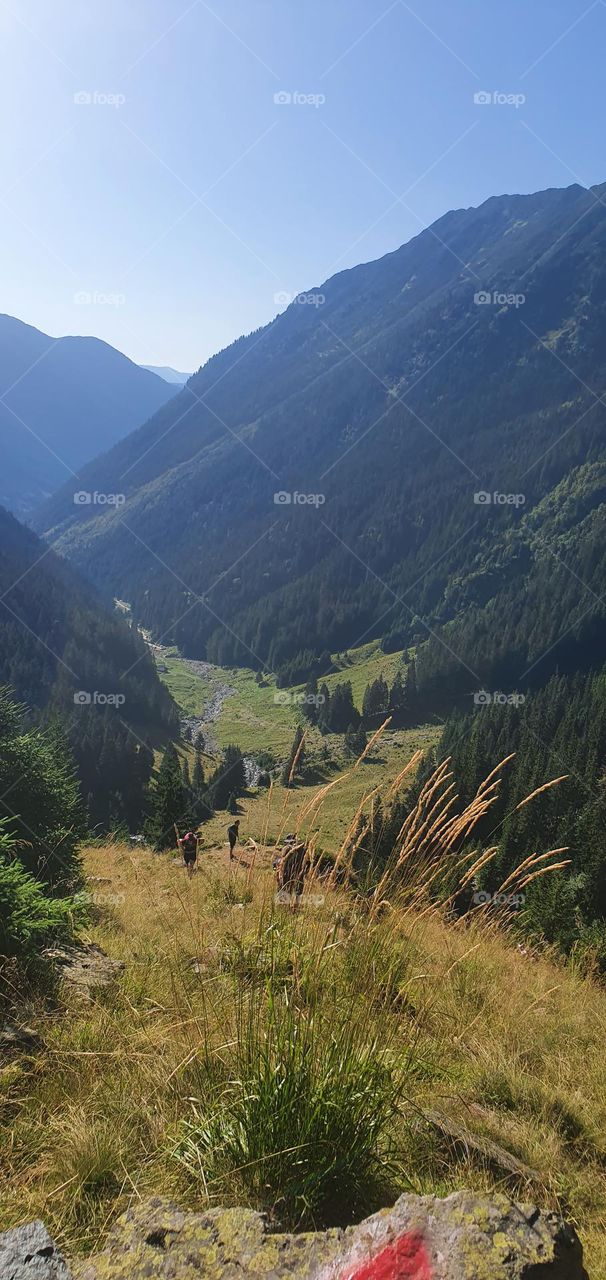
[179,829,199,878]
[274,833,309,909]
[227,818,240,860]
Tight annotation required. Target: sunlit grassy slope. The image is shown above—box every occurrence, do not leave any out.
[5,642,602,1271]
[2,827,605,1271]
[201,727,438,852]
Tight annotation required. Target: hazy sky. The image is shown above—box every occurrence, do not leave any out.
[1,0,604,369]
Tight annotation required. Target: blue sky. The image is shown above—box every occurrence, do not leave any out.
[1,0,604,369]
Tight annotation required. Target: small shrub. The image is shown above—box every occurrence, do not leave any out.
[172,981,409,1229]
[0,689,85,889]
[0,823,82,961]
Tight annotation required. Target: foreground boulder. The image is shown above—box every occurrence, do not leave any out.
[0,1220,71,1279]
[65,1191,587,1279]
[43,943,124,997]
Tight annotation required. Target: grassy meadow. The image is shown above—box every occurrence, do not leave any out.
[2,646,605,1276]
[1,751,606,1276]
[156,640,411,760]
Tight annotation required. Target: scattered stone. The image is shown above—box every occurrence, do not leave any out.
[67,1191,587,1279]
[0,1220,72,1279]
[188,947,219,975]
[0,1022,44,1056]
[244,756,262,787]
[43,943,124,996]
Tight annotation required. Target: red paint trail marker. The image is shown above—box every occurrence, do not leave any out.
[336,1231,432,1280]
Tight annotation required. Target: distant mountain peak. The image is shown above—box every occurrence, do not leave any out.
[0,314,177,515]
[141,364,191,385]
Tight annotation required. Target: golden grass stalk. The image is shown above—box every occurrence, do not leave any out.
[514,776,569,811]
[353,718,391,770]
[364,753,567,923]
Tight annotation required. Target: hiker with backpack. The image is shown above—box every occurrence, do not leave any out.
[227,818,240,860]
[177,828,199,878]
[274,833,309,909]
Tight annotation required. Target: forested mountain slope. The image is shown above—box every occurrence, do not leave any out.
[36,182,606,700]
[0,507,178,826]
[0,315,176,514]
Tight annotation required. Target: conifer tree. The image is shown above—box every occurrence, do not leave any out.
[362,675,389,724]
[302,674,320,723]
[209,745,246,810]
[192,751,205,793]
[146,744,187,850]
[389,670,406,721]
[327,681,359,733]
[317,684,331,734]
[344,722,367,757]
[0,690,86,890]
[404,657,418,724]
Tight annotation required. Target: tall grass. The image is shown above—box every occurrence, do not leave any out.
[174,981,409,1228]
[2,743,606,1271]
[169,745,569,1230]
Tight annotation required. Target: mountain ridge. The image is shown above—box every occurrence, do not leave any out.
[34,179,606,699]
[0,314,176,514]
[141,364,192,385]
[0,503,178,826]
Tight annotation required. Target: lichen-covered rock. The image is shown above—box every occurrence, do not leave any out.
[0,1219,72,1279]
[43,944,124,996]
[68,1191,588,1279]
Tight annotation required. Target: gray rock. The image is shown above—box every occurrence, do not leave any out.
[43,944,124,996]
[0,1220,72,1279]
[0,1023,43,1056]
[68,1190,588,1279]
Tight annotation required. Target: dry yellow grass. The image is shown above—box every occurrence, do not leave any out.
[1,756,605,1273]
